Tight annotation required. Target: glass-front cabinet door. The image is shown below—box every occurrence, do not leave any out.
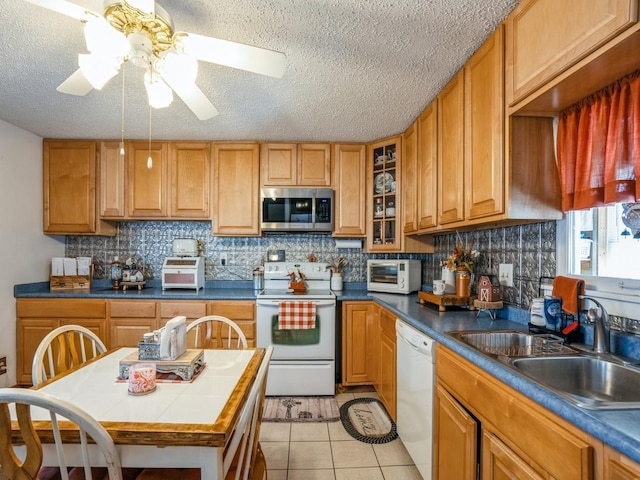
[368,136,401,251]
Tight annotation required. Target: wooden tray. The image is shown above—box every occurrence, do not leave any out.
[50,275,91,291]
[418,291,475,312]
[119,349,204,381]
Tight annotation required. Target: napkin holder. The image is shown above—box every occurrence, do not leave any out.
[138,317,187,361]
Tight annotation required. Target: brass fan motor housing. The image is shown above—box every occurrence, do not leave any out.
[103,1,175,57]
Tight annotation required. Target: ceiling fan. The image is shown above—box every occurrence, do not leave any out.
[24,0,287,120]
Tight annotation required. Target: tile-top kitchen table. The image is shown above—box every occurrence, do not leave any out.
[14,347,266,480]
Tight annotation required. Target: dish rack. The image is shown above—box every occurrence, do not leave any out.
[527,276,584,344]
[465,332,577,357]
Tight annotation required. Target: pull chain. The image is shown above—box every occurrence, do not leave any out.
[119,62,126,157]
[147,101,153,169]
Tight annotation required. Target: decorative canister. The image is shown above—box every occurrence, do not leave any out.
[253,270,264,291]
[544,295,563,330]
[529,297,546,326]
[441,267,456,294]
[331,273,343,291]
[455,269,471,297]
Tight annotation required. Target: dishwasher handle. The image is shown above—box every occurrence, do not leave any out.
[396,319,435,358]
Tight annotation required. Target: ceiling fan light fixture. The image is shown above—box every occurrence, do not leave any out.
[144,70,173,108]
[83,16,129,58]
[78,53,119,89]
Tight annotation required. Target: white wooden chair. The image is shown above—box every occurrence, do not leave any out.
[0,388,124,480]
[32,325,107,386]
[135,345,273,480]
[186,315,248,349]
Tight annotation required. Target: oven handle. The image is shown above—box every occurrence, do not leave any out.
[256,299,336,307]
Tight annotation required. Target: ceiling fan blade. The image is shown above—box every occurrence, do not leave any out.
[23,0,95,20]
[179,33,287,79]
[56,69,94,96]
[123,0,155,16]
[160,71,219,120]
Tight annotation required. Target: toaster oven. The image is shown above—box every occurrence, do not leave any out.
[367,259,422,294]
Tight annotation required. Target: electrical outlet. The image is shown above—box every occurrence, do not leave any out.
[499,264,514,287]
[0,356,6,376]
[220,253,228,266]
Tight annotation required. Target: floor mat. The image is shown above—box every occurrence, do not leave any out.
[263,396,341,422]
[340,398,398,444]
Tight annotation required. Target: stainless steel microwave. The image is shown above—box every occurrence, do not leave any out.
[367,259,422,294]
[261,188,334,232]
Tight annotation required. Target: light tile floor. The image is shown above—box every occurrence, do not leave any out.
[259,391,423,480]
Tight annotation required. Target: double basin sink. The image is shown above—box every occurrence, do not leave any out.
[449,330,640,410]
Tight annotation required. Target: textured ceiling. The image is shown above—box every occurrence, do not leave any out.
[0,0,519,142]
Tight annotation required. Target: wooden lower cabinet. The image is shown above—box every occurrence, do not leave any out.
[604,446,640,480]
[436,345,594,480]
[341,301,376,385]
[433,383,477,480]
[16,298,256,384]
[377,307,396,419]
[16,299,108,385]
[341,301,396,419]
[483,430,545,480]
[109,300,158,348]
[207,301,256,347]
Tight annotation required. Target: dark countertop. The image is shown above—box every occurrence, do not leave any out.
[14,282,640,463]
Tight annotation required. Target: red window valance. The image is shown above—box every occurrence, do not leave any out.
[556,70,640,211]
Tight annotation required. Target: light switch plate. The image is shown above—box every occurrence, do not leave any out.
[499,264,514,287]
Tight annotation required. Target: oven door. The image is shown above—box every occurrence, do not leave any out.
[256,298,336,360]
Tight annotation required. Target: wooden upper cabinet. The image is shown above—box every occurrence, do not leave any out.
[127,141,168,218]
[402,122,418,234]
[99,142,126,218]
[44,140,115,235]
[212,143,260,236]
[506,0,638,106]
[332,143,366,237]
[437,71,465,226]
[101,141,210,220]
[261,142,331,186]
[298,143,331,186]
[261,143,297,185]
[464,26,505,221]
[367,136,401,251]
[169,142,211,218]
[417,102,438,231]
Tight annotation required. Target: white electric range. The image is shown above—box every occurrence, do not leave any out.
[256,262,336,396]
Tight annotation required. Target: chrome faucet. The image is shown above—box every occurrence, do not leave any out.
[581,296,610,354]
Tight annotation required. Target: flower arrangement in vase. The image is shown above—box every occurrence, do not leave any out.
[444,237,480,273]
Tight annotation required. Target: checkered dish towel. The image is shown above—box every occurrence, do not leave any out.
[278,301,317,329]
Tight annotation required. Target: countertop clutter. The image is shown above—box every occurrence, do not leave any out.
[13,283,640,466]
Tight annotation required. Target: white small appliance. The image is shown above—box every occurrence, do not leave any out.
[256,261,336,396]
[396,319,435,480]
[367,259,422,294]
[162,239,204,291]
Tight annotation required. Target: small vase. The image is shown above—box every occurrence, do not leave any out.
[441,267,456,294]
[455,268,471,297]
[331,273,343,291]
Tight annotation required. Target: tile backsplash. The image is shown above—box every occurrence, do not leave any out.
[66,220,557,310]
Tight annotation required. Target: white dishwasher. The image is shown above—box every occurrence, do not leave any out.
[396,319,435,480]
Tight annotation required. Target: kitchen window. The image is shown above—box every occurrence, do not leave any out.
[558,206,640,319]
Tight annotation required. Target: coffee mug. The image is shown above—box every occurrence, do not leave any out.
[433,279,446,295]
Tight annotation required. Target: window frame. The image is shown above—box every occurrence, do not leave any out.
[557,214,640,320]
